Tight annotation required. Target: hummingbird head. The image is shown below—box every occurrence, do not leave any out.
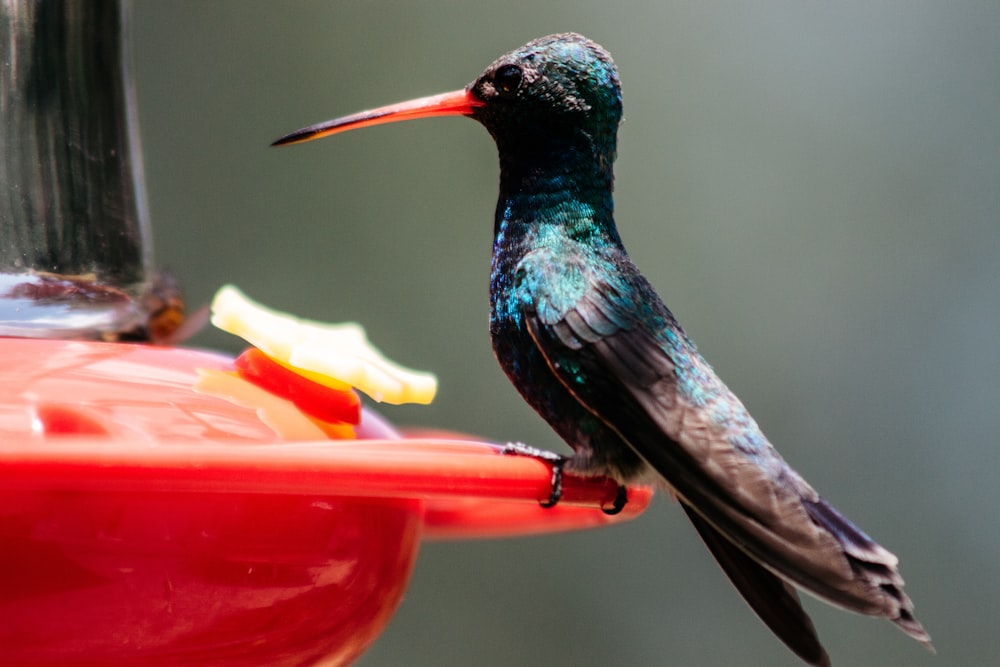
[467,33,622,163]
[273,33,622,175]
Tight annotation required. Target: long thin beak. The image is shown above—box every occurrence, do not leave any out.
[272,88,483,147]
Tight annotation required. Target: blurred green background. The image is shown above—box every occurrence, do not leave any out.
[132,2,998,665]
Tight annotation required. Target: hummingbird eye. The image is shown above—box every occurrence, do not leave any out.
[493,64,523,95]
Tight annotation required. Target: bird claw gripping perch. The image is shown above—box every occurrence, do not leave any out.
[602,484,628,516]
[500,442,566,508]
[500,442,628,514]
[539,458,565,509]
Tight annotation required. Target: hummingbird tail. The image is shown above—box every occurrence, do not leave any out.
[682,503,831,667]
[802,497,934,651]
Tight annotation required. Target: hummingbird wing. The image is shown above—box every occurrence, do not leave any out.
[515,247,930,656]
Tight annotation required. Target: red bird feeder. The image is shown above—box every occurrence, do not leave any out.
[0,338,650,665]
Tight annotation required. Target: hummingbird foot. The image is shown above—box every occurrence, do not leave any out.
[501,442,567,507]
[539,457,565,508]
[601,484,629,515]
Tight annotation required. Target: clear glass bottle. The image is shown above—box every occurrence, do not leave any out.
[0,1,155,340]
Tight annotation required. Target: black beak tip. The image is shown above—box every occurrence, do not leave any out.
[271,124,323,147]
[271,132,300,147]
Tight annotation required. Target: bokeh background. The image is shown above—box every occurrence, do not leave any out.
[132,2,998,665]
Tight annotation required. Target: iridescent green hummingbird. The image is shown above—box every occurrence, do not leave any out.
[274,32,931,666]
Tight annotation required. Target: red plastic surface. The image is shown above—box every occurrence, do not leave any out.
[0,338,651,665]
[234,346,362,426]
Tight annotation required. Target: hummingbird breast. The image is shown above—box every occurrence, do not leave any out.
[488,225,648,482]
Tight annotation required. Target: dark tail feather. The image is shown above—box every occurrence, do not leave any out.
[802,498,933,650]
[682,504,830,667]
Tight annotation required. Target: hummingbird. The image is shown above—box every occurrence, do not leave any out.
[274,33,931,666]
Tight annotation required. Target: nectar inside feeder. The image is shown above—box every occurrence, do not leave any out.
[0,288,652,666]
